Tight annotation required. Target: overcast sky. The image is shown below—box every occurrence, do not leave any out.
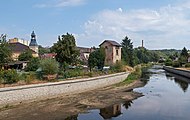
[1,0,190,49]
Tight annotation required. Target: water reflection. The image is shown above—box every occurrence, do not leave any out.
[65,65,190,120]
[100,104,121,119]
[123,100,133,110]
[166,72,190,92]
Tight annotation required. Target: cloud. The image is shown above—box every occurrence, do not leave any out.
[76,1,190,49]
[35,0,86,8]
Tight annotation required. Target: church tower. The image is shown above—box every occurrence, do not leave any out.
[29,31,39,56]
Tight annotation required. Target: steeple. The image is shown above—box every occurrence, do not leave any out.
[29,31,39,56]
[29,31,38,46]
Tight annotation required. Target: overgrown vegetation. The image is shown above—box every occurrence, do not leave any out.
[121,36,160,67]
[40,58,59,75]
[117,66,142,86]
[51,33,79,68]
[88,47,105,71]
[25,57,40,71]
[110,61,125,73]
[164,47,190,68]
[0,34,12,69]
[0,69,19,84]
[18,50,33,61]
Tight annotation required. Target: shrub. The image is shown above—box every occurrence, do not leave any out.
[165,59,173,66]
[117,65,142,86]
[25,58,40,71]
[172,61,180,67]
[20,72,36,83]
[185,63,190,68]
[2,70,19,84]
[40,59,59,75]
[110,61,125,73]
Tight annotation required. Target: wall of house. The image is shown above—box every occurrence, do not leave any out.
[12,52,20,61]
[29,46,39,57]
[9,38,29,46]
[112,46,121,64]
[101,42,114,65]
[100,42,121,65]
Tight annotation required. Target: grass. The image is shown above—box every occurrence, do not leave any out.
[116,65,142,86]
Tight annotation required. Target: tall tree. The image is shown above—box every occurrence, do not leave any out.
[179,47,189,64]
[38,45,50,55]
[88,48,105,71]
[0,34,12,68]
[181,47,188,57]
[51,33,79,66]
[18,49,33,61]
[121,36,134,67]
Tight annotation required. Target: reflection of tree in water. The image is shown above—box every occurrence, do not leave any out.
[174,78,189,92]
[165,72,189,92]
[64,115,78,120]
[140,67,151,85]
[123,100,133,110]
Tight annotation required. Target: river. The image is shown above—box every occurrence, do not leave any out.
[67,65,190,120]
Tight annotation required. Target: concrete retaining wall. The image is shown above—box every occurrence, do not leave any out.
[163,66,190,78]
[0,72,129,106]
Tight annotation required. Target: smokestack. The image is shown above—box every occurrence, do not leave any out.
[142,40,144,48]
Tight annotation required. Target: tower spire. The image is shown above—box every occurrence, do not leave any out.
[29,31,38,46]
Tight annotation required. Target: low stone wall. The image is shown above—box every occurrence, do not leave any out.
[0,72,129,107]
[163,66,190,78]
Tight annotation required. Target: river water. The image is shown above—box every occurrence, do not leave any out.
[67,65,190,120]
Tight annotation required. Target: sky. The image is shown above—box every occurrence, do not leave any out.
[1,0,190,50]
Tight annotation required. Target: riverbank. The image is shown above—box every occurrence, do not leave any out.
[163,66,190,78]
[0,79,145,120]
[0,72,129,107]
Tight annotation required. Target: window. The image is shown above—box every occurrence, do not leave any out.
[116,49,119,56]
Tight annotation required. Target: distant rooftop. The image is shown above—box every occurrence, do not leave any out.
[9,42,36,53]
[99,40,121,47]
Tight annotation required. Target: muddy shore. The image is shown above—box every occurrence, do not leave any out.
[0,80,145,120]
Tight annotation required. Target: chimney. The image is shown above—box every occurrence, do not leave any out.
[142,40,144,48]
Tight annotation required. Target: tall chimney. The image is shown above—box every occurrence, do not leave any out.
[142,40,144,48]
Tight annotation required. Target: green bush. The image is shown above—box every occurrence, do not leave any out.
[62,69,85,79]
[185,63,190,67]
[110,61,125,73]
[172,61,180,67]
[117,65,142,86]
[1,70,19,84]
[40,59,59,75]
[20,72,36,83]
[165,61,173,66]
[165,59,173,66]
[126,66,142,81]
[25,58,40,71]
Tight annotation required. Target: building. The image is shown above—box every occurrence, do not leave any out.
[40,53,56,59]
[99,40,121,65]
[77,47,96,65]
[99,104,121,119]
[29,31,39,55]
[9,38,29,46]
[9,31,39,60]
